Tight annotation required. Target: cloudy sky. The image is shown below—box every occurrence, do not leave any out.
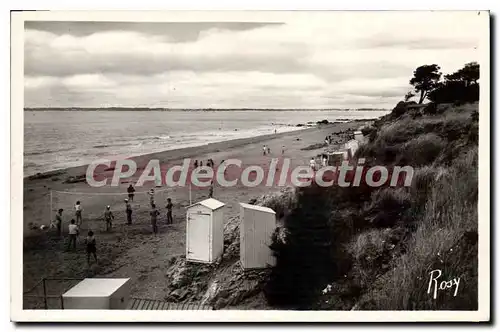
[24,12,482,109]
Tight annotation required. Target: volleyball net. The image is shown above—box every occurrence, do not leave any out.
[48,187,180,230]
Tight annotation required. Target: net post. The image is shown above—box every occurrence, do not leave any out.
[49,190,53,222]
[42,278,48,309]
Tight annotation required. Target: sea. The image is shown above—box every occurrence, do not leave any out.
[24,109,389,176]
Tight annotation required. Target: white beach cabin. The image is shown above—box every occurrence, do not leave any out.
[239,203,277,270]
[186,198,225,263]
[354,130,364,143]
[61,278,131,309]
[344,139,360,157]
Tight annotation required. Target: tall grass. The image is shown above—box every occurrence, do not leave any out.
[357,147,478,310]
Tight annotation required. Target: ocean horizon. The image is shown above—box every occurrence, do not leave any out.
[24,109,389,176]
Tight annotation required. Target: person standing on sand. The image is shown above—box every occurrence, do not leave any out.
[127,184,135,201]
[150,204,160,235]
[125,199,133,225]
[267,146,271,154]
[263,145,267,156]
[104,205,114,232]
[322,156,328,167]
[282,145,286,155]
[148,188,155,207]
[54,208,63,237]
[194,160,198,168]
[85,230,98,266]
[310,157,317,171]
[166,198,173,225]
[208,180,214,198]
[66,219,79,251]
[74,201,83,226]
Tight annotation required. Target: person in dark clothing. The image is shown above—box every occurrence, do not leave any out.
[54,208,63,237]
[194,160,198,168]
[104,205,114,232]
[85,230,98,266]
[125,199,132,225]
[208,180,214,198]
[166,198,173,224]
[150,204,160,235]
[127,184,136,201]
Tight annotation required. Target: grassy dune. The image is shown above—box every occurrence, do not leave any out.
[264,101,479,310]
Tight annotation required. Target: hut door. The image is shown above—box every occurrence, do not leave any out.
[187,212,210,262]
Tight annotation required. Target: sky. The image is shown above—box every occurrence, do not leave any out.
[23,12,483,109]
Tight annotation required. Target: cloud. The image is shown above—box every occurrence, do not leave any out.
[23,12,483,108]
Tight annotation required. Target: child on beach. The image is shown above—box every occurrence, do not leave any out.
[66,219,79,251]
[125,199,133,225]
[127,184,135,201]
[150,204,160,235]
[263,145,267,156]
[166,198,173,225]
[310,157,317,171]
[85,230,98,266]
[104,205,114,232]
[209,180,214,198]
[74,201,83,226]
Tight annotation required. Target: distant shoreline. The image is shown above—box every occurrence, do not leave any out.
[24,107,389,112]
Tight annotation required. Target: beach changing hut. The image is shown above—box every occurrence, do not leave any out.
[239,203,277,270]
[344,139,360,157]
[62,278,131,309]
[354,130,364,142]
[186,198,225,263]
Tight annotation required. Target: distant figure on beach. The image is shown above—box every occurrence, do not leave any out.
[209,180,214,198]
[85,230,98,266]
[74,201,83,226]
[263,145,267,156]
[267,146,271,154]
[274,129,277,134]
[200,161,203,167]
[325,136,329,145]
[54,208,63,237]
[310,157,317,171]
[166,198,173,224]
[150,204,160,235]
[282,145,286,155]
[148,188,155,207]
[194,160,198,168]
[322,156,328,167]
[104,205,114,232]
[66,219,79,251]
[127,184,135,201]
[125,199,132,225]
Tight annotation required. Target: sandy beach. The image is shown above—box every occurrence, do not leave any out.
[22,120,370,308]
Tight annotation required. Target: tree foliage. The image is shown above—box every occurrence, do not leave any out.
[409,64,442,104]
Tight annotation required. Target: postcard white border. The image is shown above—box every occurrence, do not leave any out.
[11,10,490,322]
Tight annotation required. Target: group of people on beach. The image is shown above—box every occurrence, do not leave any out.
[193,158,216,169]
[51,186,176,266]
[52,204,97,266]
